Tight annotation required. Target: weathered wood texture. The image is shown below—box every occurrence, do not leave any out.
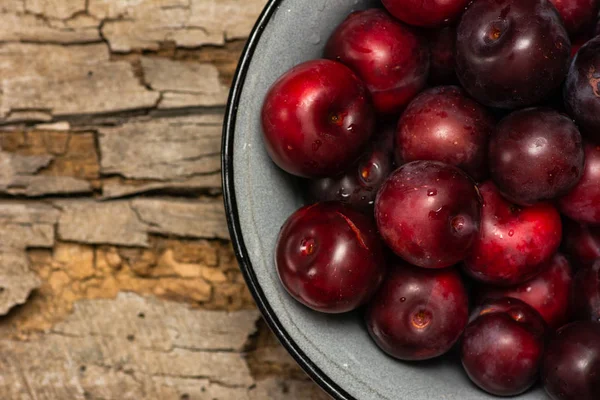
[0,1,329,398]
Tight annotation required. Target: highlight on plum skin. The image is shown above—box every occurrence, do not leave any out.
[382,0,471,28]
[366,262,469,361]
[324,9,429,115]
[549,0,599,37]
[396,86,494,181]
[375,160,481,269]
[541,321,600,400]
[275,202,386,314]
[455,0,571,108]
[307,126,395,212]
[564,36,600,142]
[478,253,573,329]
[559,142,600,224]
[489,108,585,206]
[261,59,375,179]
[463,181,563,286]
[461,297,547,397]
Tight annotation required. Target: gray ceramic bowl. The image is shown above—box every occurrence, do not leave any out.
[222,1,548,399]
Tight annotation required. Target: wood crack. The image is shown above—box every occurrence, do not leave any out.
[0,2,330,398]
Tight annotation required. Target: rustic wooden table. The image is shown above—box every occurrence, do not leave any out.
[0,1,330,398]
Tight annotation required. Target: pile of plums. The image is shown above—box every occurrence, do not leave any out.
[260,0,600,398]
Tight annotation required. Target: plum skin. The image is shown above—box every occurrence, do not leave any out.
[489,108,584,205]
[324,9,429,115]
[375,161,481,269]
[571,260,600,322]
[396,86,494,181]
[275,202,386,313]
[261,59,375,178]
[562,219,600,268]
[366,262,469,361]
[550,0,600,37]
[382,0,471,27]
[565,36,600,142]
[541,321,600,400]
[464,182,563,286]
[456,0,571,108]
[307,126,395,212]
[559,142,600,224]
[479,253,573,329]
[461,297,547,397]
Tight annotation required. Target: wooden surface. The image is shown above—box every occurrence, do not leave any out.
[0,1,330,398]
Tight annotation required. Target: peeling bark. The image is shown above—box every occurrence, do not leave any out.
[0,293,259,399]
[56,200,150,247]
[101,174,221,199]
[97,115,222,181]
[0,150,91,196]
[90,0,266,52]
[0,251,41,316]
[131,198,230,240]
[0,129,100,195]
[0,201,59,315]
[25,0,87,19]
[0,44,160,119]
[0,0,328,398]
[141,57,229,108]
[0,11,101,44]
[0,293,327,399]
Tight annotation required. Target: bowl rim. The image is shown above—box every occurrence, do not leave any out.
[221,1,355,399]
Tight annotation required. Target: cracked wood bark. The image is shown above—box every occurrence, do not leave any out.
[97,115,222,181]
[141,57,230,108]
[90,0,267,52]
[0,293,258,399]
[0,44,160,119]
[0,7,101,44]
[0,0,330,399]
[0,202,59,315]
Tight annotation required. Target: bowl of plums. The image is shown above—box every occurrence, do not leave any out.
[222,0,600,399]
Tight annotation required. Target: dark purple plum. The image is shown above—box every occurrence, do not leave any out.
[307,127,395,211]
[489,108,585,205]
[366,262,469,360]
[375,161,481,269]
[565,36,600,142]
[456,0,571,108]
[550,0,599,37]
[559,143,600,224]
[571,260,600,322]
[275,202,386,313]
[261,59,375,178]
[542,321,600,400]
[479,254,573,329]
[464,182,563,286]
[324,9,429,115]
[396,86,494,181]
[461,298,547,396]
